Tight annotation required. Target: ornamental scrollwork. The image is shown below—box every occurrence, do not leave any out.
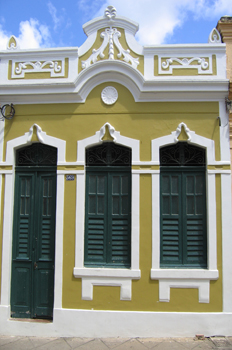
[161,57,209,74]
[12,60,65,78]
[81,27,139,69]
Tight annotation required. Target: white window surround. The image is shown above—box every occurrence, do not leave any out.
[0,124,66,312]
[151,122,219,303]
[73,123,141,300]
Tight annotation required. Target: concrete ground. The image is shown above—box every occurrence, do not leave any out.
[0,336,232,350]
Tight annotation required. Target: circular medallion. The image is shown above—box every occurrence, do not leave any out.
[101,86,118,105]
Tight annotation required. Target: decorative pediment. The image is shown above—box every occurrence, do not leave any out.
[81,6,140,70]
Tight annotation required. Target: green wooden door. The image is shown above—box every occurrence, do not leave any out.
[11,170,56,319]
[84,170,131,268]
[160,170,207,268]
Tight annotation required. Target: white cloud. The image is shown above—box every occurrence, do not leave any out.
[48,2,62,30]
[93,0,232,44]
[0,24,9,50]
[0,18,52,50]
[18,19,52,49]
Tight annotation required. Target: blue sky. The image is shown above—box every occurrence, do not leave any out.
[0,0,231,50]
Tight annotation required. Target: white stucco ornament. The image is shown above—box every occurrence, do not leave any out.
[7,35,19,50]
[104,5,117,19]
[208,28,221,43]
[101,86,118,105]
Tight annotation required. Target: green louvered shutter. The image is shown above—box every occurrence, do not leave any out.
[84,173,108,265]
[160,170,207,268]
[34,172,56,318]
[160,142,207,268]
[84,171,131,267]
[11,173,35,318]
[109,173,131,267]
[160,173,182,266]
[84,142,131,268]
[183,173,207,267]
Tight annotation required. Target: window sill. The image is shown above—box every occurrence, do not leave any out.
[73,267,141,279]
[150,269,218,280]
[150,269,219,303]
[73,268,141,300]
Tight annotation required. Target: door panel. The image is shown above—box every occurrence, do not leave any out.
[11,170,56,319]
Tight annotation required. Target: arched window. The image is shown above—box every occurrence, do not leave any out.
[84,142,131,268]
[160,142,207,268]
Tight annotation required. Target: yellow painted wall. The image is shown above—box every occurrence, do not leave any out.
[2,82,222,312]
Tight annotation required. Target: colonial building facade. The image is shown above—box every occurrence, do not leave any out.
[0,6,231,337]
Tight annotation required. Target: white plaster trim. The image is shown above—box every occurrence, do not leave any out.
[53,174,64,309]
[159,279,210,303]
[159,55,213,75]
[208,169,231,174]
[2,307,232,337]
[82,14,139,37]
[11,59,65,79]
[208,28,221,44]
[77,122,140,163]
[132,169,160,174]
[0,120,4,162]
[151,123,218,303]
[0,58,228,105]
[0,170,13,174]
[219,100,230,162]
[74,123,140,299]
[152,124,216,164]
[82,277,132,300]
[150,269,218,279]
[221,173,232,312]
[0,120,5,236]
[57,170,84,175]
[5,124,66,165]
[73,268,141,278]
[174,122,191,142]
[0,174,14,305]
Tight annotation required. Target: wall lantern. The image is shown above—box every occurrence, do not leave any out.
[0,104,15,120]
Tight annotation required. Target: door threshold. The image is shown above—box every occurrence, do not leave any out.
[10,318,52,323]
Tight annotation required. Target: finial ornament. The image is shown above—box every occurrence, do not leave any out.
[104,6,117,20]
[174,122,191,143]
[100,123,117,141]
[208,28,221,43]
[7,35,19,50]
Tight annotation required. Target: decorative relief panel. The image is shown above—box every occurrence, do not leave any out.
[11,59,66,79]
[101,86,118,105]
[81,6,139,69]
[158,56,212,75]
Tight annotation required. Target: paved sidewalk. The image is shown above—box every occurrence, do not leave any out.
[0,336,232,350]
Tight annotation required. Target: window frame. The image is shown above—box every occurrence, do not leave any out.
[151,123,219,303]
[73,123,141,300]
